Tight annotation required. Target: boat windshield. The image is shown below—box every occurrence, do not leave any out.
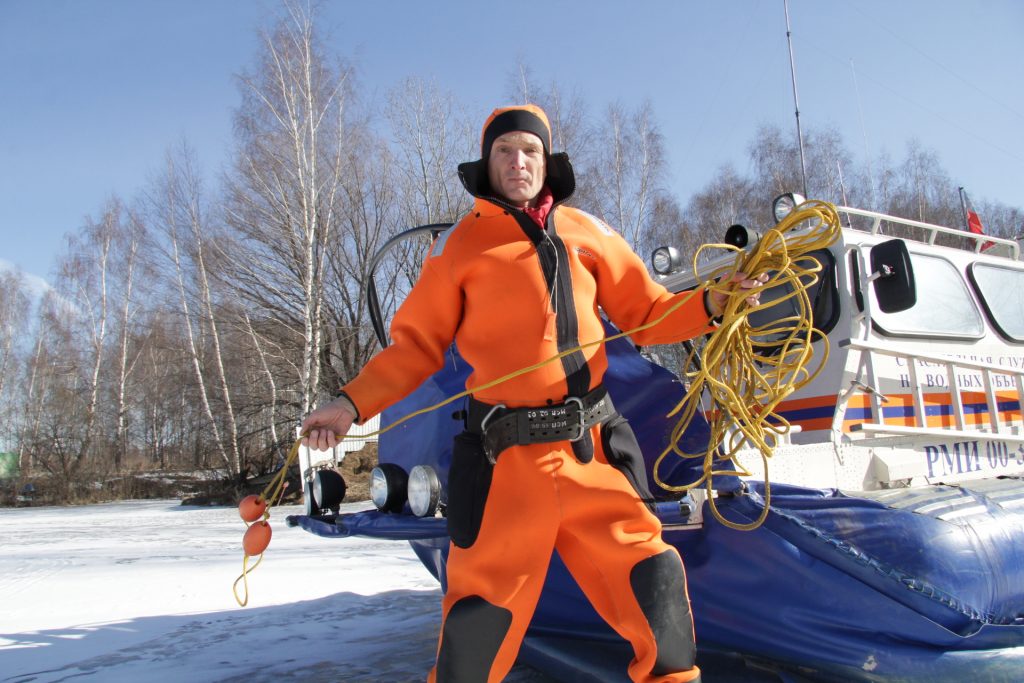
[968,263,1024,342]
[871,252,984,339]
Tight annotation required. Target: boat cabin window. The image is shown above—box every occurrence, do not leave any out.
[872,252,984,339]
[747,249,838,353]
[968,263,1024,343]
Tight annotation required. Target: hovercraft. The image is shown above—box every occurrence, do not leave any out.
[290,195,1024,681]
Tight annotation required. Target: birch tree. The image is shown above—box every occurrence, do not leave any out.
[318,127,396,389]
[19,297,71,483]
[362,78,475,345]
[55,202,116,475]
[386,77,473,228]
[110,208,147,469]
[0,271,30,451]
[127,312,201,471]
[151,147,242,478]
[18,203,117,490]
[890,140,960,227]
[505,62,591,167]
[223,1,354,417]
[17,330,47,471]
[241,311,288,464]
[583,100,674,253]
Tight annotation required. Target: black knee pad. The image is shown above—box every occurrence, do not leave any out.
[436,595,513,682]
[630,550,697,675]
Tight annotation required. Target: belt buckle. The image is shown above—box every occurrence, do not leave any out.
[565,397,585,442]
[480,403,506,464]
[480,403,506,432]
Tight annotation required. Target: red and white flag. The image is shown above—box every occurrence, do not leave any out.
[962,190,996,251]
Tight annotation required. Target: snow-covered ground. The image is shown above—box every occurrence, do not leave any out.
[0,499,553,682]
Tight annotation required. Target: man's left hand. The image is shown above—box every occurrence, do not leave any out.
[708,272,770,318]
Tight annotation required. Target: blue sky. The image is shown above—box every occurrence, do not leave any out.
[2,0,1022,284]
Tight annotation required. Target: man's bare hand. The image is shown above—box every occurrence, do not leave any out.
[300,395,358,451]
[708,271,770,317]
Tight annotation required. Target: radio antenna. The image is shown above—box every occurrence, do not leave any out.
[784,0,808,197]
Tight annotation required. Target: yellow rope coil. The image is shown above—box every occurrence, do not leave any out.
[654,200,842,530]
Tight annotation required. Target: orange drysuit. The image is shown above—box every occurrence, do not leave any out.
[342,104,710,683]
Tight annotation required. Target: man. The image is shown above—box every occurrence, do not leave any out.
[303,104,765,682]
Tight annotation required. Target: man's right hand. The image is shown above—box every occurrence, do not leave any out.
[300,395,358,451]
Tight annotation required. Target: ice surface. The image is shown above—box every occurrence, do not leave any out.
[0,500,552,682]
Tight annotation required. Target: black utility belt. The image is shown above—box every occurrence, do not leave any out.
[467,386,616,463]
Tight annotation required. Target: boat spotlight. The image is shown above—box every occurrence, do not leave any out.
[370,463,408,513]
[408,465,442,518]
[311,468,347,513]
[651,246,682,276]
[772,192,806,223]
[724,224,760,249]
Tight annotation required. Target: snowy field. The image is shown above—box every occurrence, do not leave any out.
[0,499,554,682]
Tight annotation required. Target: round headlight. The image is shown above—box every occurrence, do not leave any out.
[408,465,442,518]
[370,463,408,513]
[651,246,681,275]
[771,192,806,224]
[311,469,346,513]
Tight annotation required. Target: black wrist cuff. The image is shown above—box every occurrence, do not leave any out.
[703,289,723,324]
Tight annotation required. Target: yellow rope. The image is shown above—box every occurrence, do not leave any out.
[653,200,841,530]
[234,199,840,604]
[232,551,263,607]
[264,437,304,507]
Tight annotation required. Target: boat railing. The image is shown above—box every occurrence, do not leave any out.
[839,338,1024,443]
[837,206,1021,260]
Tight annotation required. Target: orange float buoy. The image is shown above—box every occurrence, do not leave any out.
[243,520,272,556]
[238,495,268,522]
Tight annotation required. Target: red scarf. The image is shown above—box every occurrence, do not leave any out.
[523,186,554,229]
